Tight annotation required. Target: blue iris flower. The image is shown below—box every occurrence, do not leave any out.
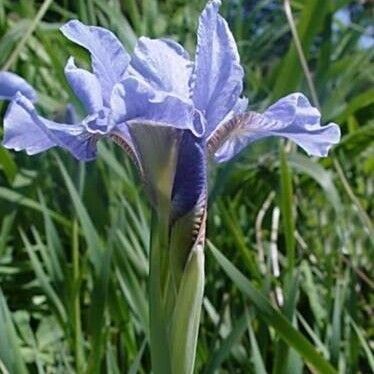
[1,0,340,218]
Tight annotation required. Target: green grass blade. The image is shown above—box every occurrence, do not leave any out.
[204,312,248,373]
[0,290,28,374]
[208,241,337,374]
[279,145,295,275]
[0,148,17,184]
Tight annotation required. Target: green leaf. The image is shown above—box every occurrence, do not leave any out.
[279,145,295,274]
[20,230,67,325]
[0,289,28,374]
[247,314,267,374]
[204,312,248,373]
[0,186,71,228]
[0,148,17,184]
[56,156,103,269]
[273,0,331,99]
[170,245,204,374]
[208,241,337,374]
[288,153,342,215]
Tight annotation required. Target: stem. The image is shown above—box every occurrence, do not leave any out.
[280,144,296,278]
[149,207,172,374]
[72,220,84,373]
[2,0,53,71]
[283,0,320,108]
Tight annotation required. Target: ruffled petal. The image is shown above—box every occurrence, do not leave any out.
[111,77,200,135]
[213,93,341,163]
[60,20,130,103]
[0,71,37,101]
[129,37,192,99]
[64,57,103,114]
[192,0,244,135]
[3,93,98,161]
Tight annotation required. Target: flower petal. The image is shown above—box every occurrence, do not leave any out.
[213,93,341,162]
[65,104,79,124]
[169,133,207,290]
[172,132,207,221]
[192,0,244,135]
[3,93,98,161]
[64,57,103,114]
[60,20,130,103]
[111,78,199,135]
[129,37,192,99]
[3,99,56,155]
[0,71,37,101]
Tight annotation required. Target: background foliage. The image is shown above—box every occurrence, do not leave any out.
[0,0,373,373]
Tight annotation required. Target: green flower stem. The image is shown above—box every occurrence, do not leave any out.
[149,198,206,374]
[72,220,84,373]
[149,205,172,374]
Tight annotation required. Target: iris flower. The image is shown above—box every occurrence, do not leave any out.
[1,1,340,373]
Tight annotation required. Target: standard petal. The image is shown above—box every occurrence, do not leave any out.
[0,71,37,101]
[129,37,192,99]
[64,57,103,114]
[193,0,244,135]
[3,93,98,161]
[212,93,341,162]
[111,78,199,135]
[60,20,130,103]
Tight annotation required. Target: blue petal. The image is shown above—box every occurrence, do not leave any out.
[214,93,341,162]
[129,37,192,100]
[60,20,130,103]
[65,104,79,124]
[111,78,200,135]
[193,0,244,136]
[0,71,37,101]
[82,108,115,135]
[3,99,56,155]
[3,93,98,161]
[64,57,103,114]
[171,132,207,221]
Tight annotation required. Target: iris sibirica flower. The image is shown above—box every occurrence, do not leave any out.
[1,1,340,373]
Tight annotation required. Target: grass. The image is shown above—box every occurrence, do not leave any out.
[0,0,373,373]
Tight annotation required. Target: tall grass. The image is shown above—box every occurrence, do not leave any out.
[0,0,373,373]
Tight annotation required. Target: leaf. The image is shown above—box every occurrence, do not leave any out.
[204,312,249,373]
[0,187,71,228]
[208,241,337,374]
[170,245,204,374]
[335,89,374,123]
[56,155,103,269]
[247,315,267,374]
[288,153,342,215]
[273,0,331,99]
[0,289,28,374]
[0,148,17,184]
[20,230,67,325]
[349,317,374,371]
[280,145,295,273]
